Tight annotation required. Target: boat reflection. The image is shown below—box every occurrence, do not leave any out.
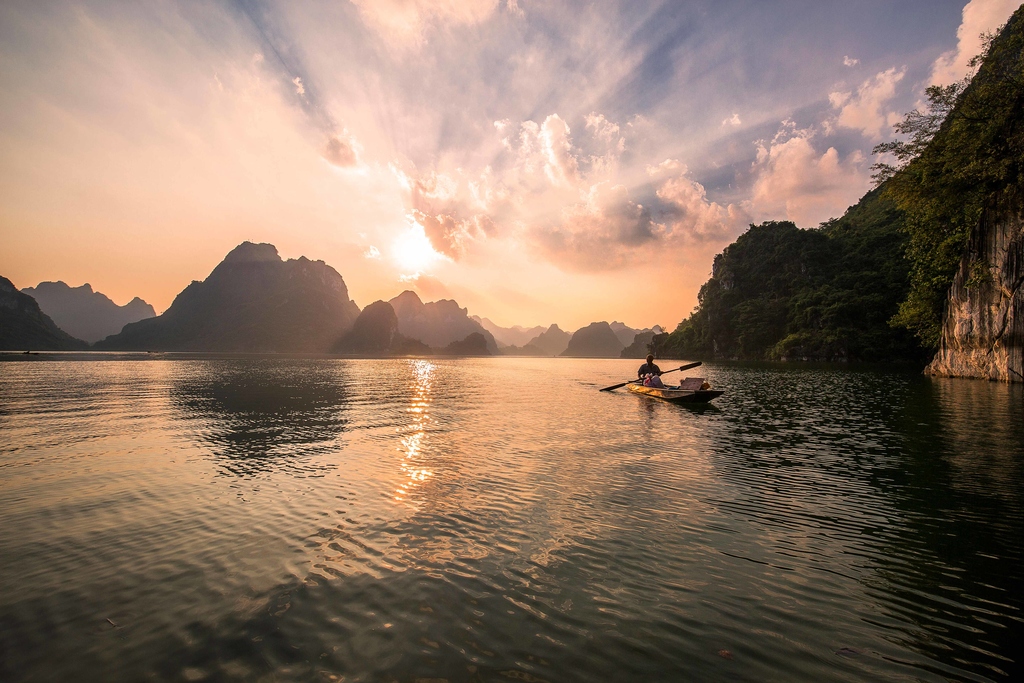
[170,359,350,476]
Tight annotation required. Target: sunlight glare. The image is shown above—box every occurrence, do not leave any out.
[392,224,444,274]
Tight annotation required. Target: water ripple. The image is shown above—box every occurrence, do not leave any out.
[0,358,1021,681]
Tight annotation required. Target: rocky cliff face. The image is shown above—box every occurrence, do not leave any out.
[926,189,1024,382]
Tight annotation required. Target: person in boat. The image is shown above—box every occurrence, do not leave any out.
[638,355,666,387]
[638,354,661,379]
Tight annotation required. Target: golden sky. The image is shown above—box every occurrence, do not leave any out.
[1,0,1017,330]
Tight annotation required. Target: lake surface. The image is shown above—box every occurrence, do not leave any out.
[1,356,1022,682]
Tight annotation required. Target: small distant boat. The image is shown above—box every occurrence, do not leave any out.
[627,377,724,404]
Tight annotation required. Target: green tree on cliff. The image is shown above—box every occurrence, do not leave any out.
[873,8,1024,346]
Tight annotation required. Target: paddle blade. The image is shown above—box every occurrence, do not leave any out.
[599,380,633,392]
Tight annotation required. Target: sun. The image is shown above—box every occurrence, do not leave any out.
[392,224,444,274]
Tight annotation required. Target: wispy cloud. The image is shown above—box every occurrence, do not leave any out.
[0,0,989,329]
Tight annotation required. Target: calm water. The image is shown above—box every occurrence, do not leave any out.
[1,357,1022,682]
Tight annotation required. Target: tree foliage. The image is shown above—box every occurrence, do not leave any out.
[873,9,1024,346]
[663,9,1024,362]
[662,190,926,363]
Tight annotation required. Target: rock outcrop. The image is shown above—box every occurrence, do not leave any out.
[96,242,360,352]
[0,276,89,350]
[22,281,156,343]
[560,322,624,358]
[926,189,1024,382]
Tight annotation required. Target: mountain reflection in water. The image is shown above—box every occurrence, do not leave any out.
[0,357,1021,682]
[170,360,351,476]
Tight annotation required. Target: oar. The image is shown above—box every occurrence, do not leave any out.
[599,361,702,392]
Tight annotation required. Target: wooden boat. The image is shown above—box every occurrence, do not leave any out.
[627,377,724,404]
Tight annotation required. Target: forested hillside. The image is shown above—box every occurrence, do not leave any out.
[874,5,1024,347]
[662,188,926,362]
[663,6,1024,364]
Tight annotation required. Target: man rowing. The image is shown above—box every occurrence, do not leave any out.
[638,354,661,378]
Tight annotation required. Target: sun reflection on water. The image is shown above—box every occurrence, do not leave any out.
[395,359,435,503]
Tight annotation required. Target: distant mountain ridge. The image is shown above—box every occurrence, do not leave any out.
[523,324,571,356]
[0,276,88,350]
[22,281,155,343]
[333,300,430,355]
[14,242,661,358]
[389,291,498,353]
[471,316,546,348]
[96,242,360,352]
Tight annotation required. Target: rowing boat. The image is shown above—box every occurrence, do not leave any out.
[626,377,724,404]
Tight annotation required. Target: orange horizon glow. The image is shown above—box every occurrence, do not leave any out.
[1,1,1013,332]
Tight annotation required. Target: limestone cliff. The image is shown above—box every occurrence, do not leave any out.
[926,189,1024,382]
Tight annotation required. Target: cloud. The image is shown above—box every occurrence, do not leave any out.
[323,132,359,167]
[584,113,623,147]
[750,125,870,227]
[400,169,492,259]
[721,113,741,127]
[930,0,1019,86]
[292,76,305,95]
[363,245,381,259]
[397,113,750,271]
[505,0,525,19]
[843,56,859,67]
[828,66,905,140]
[505,114,580,187]
[350,0,501,46]
[651,161,749,242]
[539,181,658,269]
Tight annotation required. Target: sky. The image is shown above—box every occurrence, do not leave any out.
[1,0,1019,331]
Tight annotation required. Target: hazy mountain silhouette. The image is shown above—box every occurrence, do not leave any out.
[471,315,546,348]
[525,324,571,356]
[22,281,156,343]
[0,276,88,350]
[621,327,668,358]
[499,342,548,356]
[609,321,644,347]
[96,242,359,352]
[333,300,399,354]
[438,332,491,356]
[560,322,624,357]
[388,291,498,352]
[333,300,429,355]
